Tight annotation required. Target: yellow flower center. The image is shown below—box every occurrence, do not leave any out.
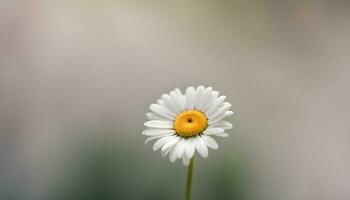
[174,110,208,138]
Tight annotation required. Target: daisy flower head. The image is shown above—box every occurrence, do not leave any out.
[143,86,234,166]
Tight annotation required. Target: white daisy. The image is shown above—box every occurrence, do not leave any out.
[143,86,233,166]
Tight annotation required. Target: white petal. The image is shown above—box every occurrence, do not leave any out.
[144,133,174,144]
[203,127,225,135]
[170,90,185,112]
[146,112,167,121]
[198,87,212,111]
[173,139,187,159]
[201,135,219,149]
[182,154,190,166]
[144,120,173,129]
[169,147,178,162]
[201,87,216,112]
[161,136,180,152]
[152,135,177,151]
[185,138,195,158]
[206,96,226,117]
[161,138,177,153]
[207,102,232,121]
[208,111,234,125]
[142,129,175,136]
[150,104,176,120]
[157,99,165,106]
[175,88,186,107]
[212,91,219,99]
[161,94,180,114]
[161,147,172,157]
[213,132,229,137]
[194,86,205,110]
[174,88,183,96]
[185,86,195,109]
[209,121,233,130]
[194,137,208,158]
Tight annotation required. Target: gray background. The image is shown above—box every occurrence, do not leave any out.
[1,0,350,199]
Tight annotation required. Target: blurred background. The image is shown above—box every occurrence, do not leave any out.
[1,0,350,199]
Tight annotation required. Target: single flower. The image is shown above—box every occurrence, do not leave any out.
[143,86,233,166]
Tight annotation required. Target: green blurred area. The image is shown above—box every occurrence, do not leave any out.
[49,137,254,200]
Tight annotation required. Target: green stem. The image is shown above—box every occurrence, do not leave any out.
[185,158,194,200]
